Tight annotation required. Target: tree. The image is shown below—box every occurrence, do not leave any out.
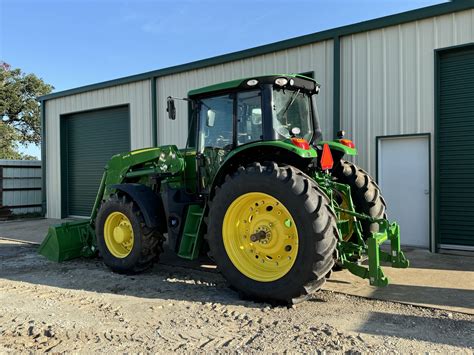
[0,122,21,159]
[0,61,54,159]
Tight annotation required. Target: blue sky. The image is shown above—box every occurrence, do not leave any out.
[1,0,445,158]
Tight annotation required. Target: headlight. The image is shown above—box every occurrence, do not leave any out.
[247,79,258,86]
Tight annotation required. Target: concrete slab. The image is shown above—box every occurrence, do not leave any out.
[323,248,474,315]
[1,218,473,314]
[0,218,79,244]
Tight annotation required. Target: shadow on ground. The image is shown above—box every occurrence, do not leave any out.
[0,241,277,307]
[2,240,473,312]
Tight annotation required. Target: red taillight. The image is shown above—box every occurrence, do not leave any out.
[321,143,334,170]
[339,139,355,149]
[291,137,310,150]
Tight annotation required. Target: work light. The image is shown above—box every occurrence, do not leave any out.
[275,78,288,86]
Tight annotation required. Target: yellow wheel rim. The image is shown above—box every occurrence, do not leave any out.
[222,192,299,282]
[336,191,355,241]
[103,211,134,258]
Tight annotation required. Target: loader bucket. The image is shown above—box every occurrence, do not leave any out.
[38,220,96,262]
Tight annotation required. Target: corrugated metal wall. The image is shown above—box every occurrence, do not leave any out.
[0,160,42,216]
[44,80,152,218]
[156,40,334,148]
[340,9,474,175]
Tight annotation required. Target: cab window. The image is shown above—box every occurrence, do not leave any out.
[198,94,233,152]
[237,90,263,146]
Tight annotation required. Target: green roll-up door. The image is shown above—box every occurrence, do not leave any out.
[65,105,130,217]
[438,46,474,248]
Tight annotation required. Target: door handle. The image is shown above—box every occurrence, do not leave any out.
[424,189,429,195]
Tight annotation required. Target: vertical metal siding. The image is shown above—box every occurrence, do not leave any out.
[0,160,42,215]
[156,40,334,148]
[45,80,151,218]
[340,9,474,176]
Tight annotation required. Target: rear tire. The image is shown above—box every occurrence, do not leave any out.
[96,194,164,274]
[206,162,338,304]
[333,160,386,238]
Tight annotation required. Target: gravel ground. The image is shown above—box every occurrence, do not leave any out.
[0,239,473,353]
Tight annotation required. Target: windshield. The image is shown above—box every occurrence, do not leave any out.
[272,88,313,141]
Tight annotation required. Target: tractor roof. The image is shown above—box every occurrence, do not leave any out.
[187,74,318,97]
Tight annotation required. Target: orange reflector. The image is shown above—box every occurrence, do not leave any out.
[321,143,334,170]
[291,137,310,150]
[339,139,355,149]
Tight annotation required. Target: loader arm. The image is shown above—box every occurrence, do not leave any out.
[39,146,185,262]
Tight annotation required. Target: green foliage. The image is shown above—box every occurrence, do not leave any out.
[0,61,53,159]
[0,121,21,159]
[0,122,36,160]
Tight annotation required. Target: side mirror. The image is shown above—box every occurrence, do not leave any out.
[206,110,216,127]
[166,97,176,120]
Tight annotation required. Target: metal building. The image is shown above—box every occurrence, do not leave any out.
[40,1,474,252]
[0,160,42,218]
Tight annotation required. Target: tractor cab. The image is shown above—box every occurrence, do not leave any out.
[169,74,321,147]
[167,74,323,191]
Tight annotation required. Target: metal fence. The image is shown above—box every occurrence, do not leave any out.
[0,160,42,218]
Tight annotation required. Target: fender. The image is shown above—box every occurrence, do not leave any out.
[111,183,166,233]
[208,140,317,198]
[226,140,317,160]
[319,140,357,156]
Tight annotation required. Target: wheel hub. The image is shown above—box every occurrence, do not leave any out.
[250,226,272,244]
[113,224,132,244]
[222,192,299,282]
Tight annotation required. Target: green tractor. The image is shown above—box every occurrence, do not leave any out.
[39,74,408,304]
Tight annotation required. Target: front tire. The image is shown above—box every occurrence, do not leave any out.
[206,162,338,304]
[96,194,164,274]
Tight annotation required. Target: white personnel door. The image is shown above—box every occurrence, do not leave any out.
[377,135,430,248]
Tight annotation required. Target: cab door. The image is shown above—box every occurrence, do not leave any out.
[196,94,235,192]
[196,90,264,193]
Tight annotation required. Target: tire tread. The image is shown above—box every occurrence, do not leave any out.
[96,194,165,274]
[205,162,338,304]
[333,160,386,236]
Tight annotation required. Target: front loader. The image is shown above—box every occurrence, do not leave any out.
[39,74,408,304]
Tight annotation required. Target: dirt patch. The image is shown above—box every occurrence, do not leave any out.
[0,240,472,352]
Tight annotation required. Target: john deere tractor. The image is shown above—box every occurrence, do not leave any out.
[40,74,408,304]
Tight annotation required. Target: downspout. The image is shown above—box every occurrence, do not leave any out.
[151,77,158,147]
[333,35,341,139]
[40,99,47,217]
